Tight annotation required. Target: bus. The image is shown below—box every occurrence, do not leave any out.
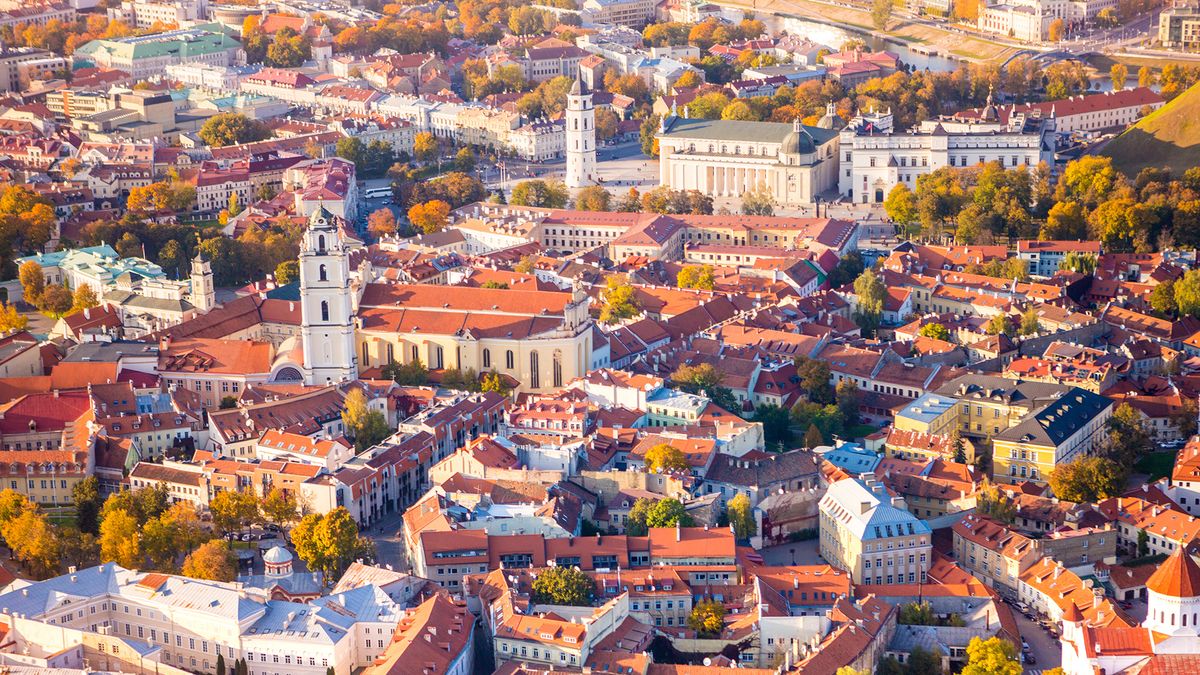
[363,187,392,199]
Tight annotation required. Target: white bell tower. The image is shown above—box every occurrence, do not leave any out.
[189,253,215,313]
[299,205,358,385]
[565,76,596,189]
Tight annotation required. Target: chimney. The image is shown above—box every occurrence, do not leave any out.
[676,522,681,541]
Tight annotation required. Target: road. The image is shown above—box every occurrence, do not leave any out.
[1012,609,1062,670]
[367,507,411,573]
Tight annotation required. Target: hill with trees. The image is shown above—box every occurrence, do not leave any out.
[1103,81,1200,176]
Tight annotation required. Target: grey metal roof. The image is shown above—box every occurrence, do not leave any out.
[995,387,1112,447]
[659,117,838,147]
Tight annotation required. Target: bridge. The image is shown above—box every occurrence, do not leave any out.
[1000,48,1101,68]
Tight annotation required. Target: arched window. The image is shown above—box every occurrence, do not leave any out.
[386,343,393,363]
[506,350,514,369]
[320,301,329,322]
[411,345,419,363]
[319,264,327,282]
[362,342,369,366]
[318,235,326,253]
[483,349,491,368]
[552,350,563,388]
[530,351,540,389]
[434,346,444,370]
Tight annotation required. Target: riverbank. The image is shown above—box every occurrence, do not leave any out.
[719,0,1023,62]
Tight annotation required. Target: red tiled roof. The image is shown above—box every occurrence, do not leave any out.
[1146,547,1200,598]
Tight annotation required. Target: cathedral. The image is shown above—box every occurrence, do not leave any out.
[655,105,840,207]
[1060,547,1200,673]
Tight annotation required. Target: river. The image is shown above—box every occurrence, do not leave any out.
[722,8,970,71]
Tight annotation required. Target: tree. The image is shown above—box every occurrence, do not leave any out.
[1138,66,1155,88]
[985,313,1014,337]
[1057,156,1121,209]
[918,323,950,341]
[531,565,592,606]
[99,508,141,568]
[644,443,689,473]
[367,208,398,239]
[4,507,59,578]
[73,476,101,535]
[133,483,171,524]
[795,356,833,404]
[625,498,652,536]
[741,186,775,216]
[1042,201,1088,241]
[640,114,661,157]
[1174,269,1200,319]
[1111,63,1128,90]
[853,269,886,336]
[18,260,44,306]
[688,599,727,635]
[1170,396,1198,439]
[835,379,860,426]
[677,264,716,290]
[1150,280,1177,316]
[217,654,227,675]
[407,200,451,234]
[209,490,259,534]
[480,371,510,395]
[274,260,299,285]
[39,284,74,318]
[899,600,938,625]
[1058,249,1096,274]
[950,427,967,464]
[182,540,237,582]
[514,255,537,274]
[198,113,270,148]
[976,481,1016,523]
[261,487,298,526]
[1048,18,1065,42]
[381,359,429,386]
[727,493,755,539]
[836,668,869,675]
[1137,528,1150,556]
[872,0,892,29]
[645,499,693,528]
[962,636,1021,675]
[906,646,944,675]
[342,388,391,451]
[575,186,611,212]
[511,179,569,208]
[454,147,476,173]
[803,423,825,449]
[599,275,640,324]
[71,284,98,314]
[1019,306,1041,336]
[0,302,27,333]
[413,132,438,163]
[1105,403,1153,466]
[753,404,793,448]
[291,508,374,583]
[1048,456,1125,502]
[884,183,919,233]
[595,108,619,142]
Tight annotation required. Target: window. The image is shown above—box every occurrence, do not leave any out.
[483,349,490,368]
[506,350,514,369]
[530,351,540,388]
[319,264,327,282]
[320,301,329,322]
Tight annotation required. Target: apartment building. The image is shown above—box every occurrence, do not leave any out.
[952,514,1041,597]
[991,387,1112,485]
[818,476,933,586]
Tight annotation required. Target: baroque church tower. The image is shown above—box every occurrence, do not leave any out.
[565,76,596,189]
[299,205,358,385]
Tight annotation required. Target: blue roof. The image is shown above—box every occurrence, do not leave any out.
[820,443,881,475]
[17,244,117,268]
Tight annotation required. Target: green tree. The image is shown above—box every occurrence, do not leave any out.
[341,388,391,451]
[454,147,476,173]
[835,379,860,426]
[1137,528,1149,556]
[640,115,661,157]
[792,401,845,445]
[644,443,689,473]
[182,540,237,582]
[803,423,826,448]
[1174,269,1200,319]
[261,487,298,526]
[381,359,429,386]
[72,476,102,535]
[753,404,793,448]
[645,499,693,528]
[530,565,592,606]
[625,498,652,536]
[677,265,716,290]
[217,653,227,675]
[726,493,755,539]
[274,260,299,285]
[918,322,950,341]
[1104,403,1153,466]
[1057,249,1096,274]
[198,113,270,148]
[899,601,937,625]
[99,508,141,568]
[209,489,259,534]
[976,481,1016,523]
[1019,306,1041,336]
[985,313,1014,337]
[599,275,640,324]
[1056,156,1122,209]
[511,179,569,208]
[1171,396,1198,438]
[291,508,374,584]
[794,356,833,404]
[575,186,611,212]
[1150,280,1177,316]
[1048,457,1125,502]
[741,186,775,216]
[39,284,73,318]
[157,240,185,278]
[906,646,944,675]
[853,268,886,336]
[688,599,727,635]
[962,636,1021,675]
[884,183,919,234]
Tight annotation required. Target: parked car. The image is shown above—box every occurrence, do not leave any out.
[1025,654,1037,665]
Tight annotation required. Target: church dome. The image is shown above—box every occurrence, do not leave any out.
[1147,547,1200,598]
[263,546,293,565]
[781,120,814,155]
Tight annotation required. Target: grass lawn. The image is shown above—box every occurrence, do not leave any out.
[1134,451,1177,481]
[844,423,878,440]
[1102,80,1200,176]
